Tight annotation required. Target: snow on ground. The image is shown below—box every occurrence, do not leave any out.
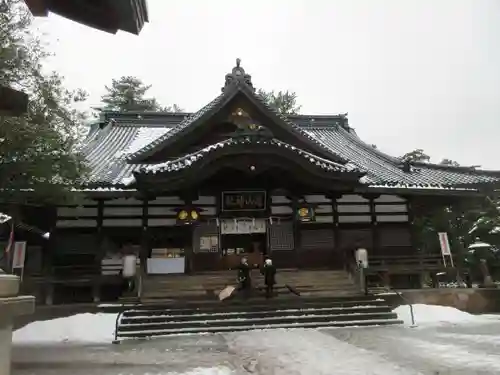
[11,304,500,374]
[162,368,233,375]
[13,304,497,345]
[394,303,495,326]
[226,328,421,375]
[12,313,118,344]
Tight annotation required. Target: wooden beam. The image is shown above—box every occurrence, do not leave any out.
[25,0,148,35]
[0,86,29,116]
[24,0,49,16]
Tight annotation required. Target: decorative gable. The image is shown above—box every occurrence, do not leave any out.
[127,59,348,165]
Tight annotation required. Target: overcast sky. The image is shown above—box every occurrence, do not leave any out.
[34,0,500,169]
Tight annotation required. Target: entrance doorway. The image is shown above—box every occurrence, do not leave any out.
[221,233,267,269]
[219,218,267,269]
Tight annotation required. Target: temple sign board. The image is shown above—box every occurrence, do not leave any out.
[222,191,266,211]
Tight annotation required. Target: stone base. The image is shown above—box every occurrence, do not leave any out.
[0,324,12,375]
[0,275,35,375]
[0,275,19,298]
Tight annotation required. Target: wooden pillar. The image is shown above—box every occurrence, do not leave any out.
[330,192,342,269]
[141,198,149,274]
[93,199,105,303]
[368,196,379,255]
[406,197,418,253]
[43,206,57,306]
[291,195,301,269]
[408,197,426,288]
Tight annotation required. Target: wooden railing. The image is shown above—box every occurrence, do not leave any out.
[367,254,455,272]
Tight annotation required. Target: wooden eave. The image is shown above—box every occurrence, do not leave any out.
[0,86,29,116]
[133,139,364,193]
[24,0,148,35]
[354,185,486,198]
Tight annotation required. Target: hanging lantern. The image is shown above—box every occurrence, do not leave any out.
[296,204,315,222]
[176,206,202,225]
[190,210,199,221]
[178,210,188,220]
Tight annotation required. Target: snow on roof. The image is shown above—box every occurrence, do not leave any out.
[468,241,492,249]
[124,126,172,155]
[0,212,12,224]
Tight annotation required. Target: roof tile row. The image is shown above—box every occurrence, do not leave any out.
[81,118,500,190]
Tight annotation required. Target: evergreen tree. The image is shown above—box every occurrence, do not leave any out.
[101,76,182,112]
[0,0,87,208]
[468,196,500,247]
[440,158,460,167]
[157,103,184,113]
[257,89,301,115]
[400,149,430,163]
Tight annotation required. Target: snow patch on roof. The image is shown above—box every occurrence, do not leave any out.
[368,184,477,191]
[125,127,172,155]
[121,175,136,186]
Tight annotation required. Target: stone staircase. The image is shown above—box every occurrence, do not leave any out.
[114,295,402,340]
[140,269,360,302]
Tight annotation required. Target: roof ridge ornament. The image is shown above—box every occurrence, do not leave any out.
[222,58,254,92]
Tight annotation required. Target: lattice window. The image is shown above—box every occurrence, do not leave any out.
[268,222,294,251]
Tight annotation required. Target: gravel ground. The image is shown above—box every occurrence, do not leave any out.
[11,323,500,375]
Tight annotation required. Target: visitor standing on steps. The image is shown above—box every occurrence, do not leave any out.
[262,258,277,299]
[122,247,137,294]
[237,257,252,298]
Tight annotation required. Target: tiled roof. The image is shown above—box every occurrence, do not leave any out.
[138,136,359,178]
[81,124,143,185]
[82,114,500,190]
[126,93,226,161]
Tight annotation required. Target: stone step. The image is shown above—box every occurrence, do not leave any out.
[119,299,388,316]
[142,287,360,298]
[116,318,403,338]
[134,296,376,308]
[144,276,354,284]
[121,305,393,325]
[142,284,360,294]
[118,311,399,333]
[115,295,386,311]
[143,271,351,282]
[143,279,354,289]
[114,295,401,340]
[141,269,359,301]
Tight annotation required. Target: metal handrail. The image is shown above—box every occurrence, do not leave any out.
[372,272,416,327]
[113,310,124,344]
[347,259,416,326]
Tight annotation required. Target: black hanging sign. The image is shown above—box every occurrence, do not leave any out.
[221,191,266,211]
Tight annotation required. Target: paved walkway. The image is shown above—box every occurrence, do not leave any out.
[12,322,500,374]
[326,323,500,374]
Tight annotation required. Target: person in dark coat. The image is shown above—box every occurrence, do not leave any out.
[237,257,252,298]
[262,258,277,299]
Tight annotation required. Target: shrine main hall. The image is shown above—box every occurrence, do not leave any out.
[11,60,500,303]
